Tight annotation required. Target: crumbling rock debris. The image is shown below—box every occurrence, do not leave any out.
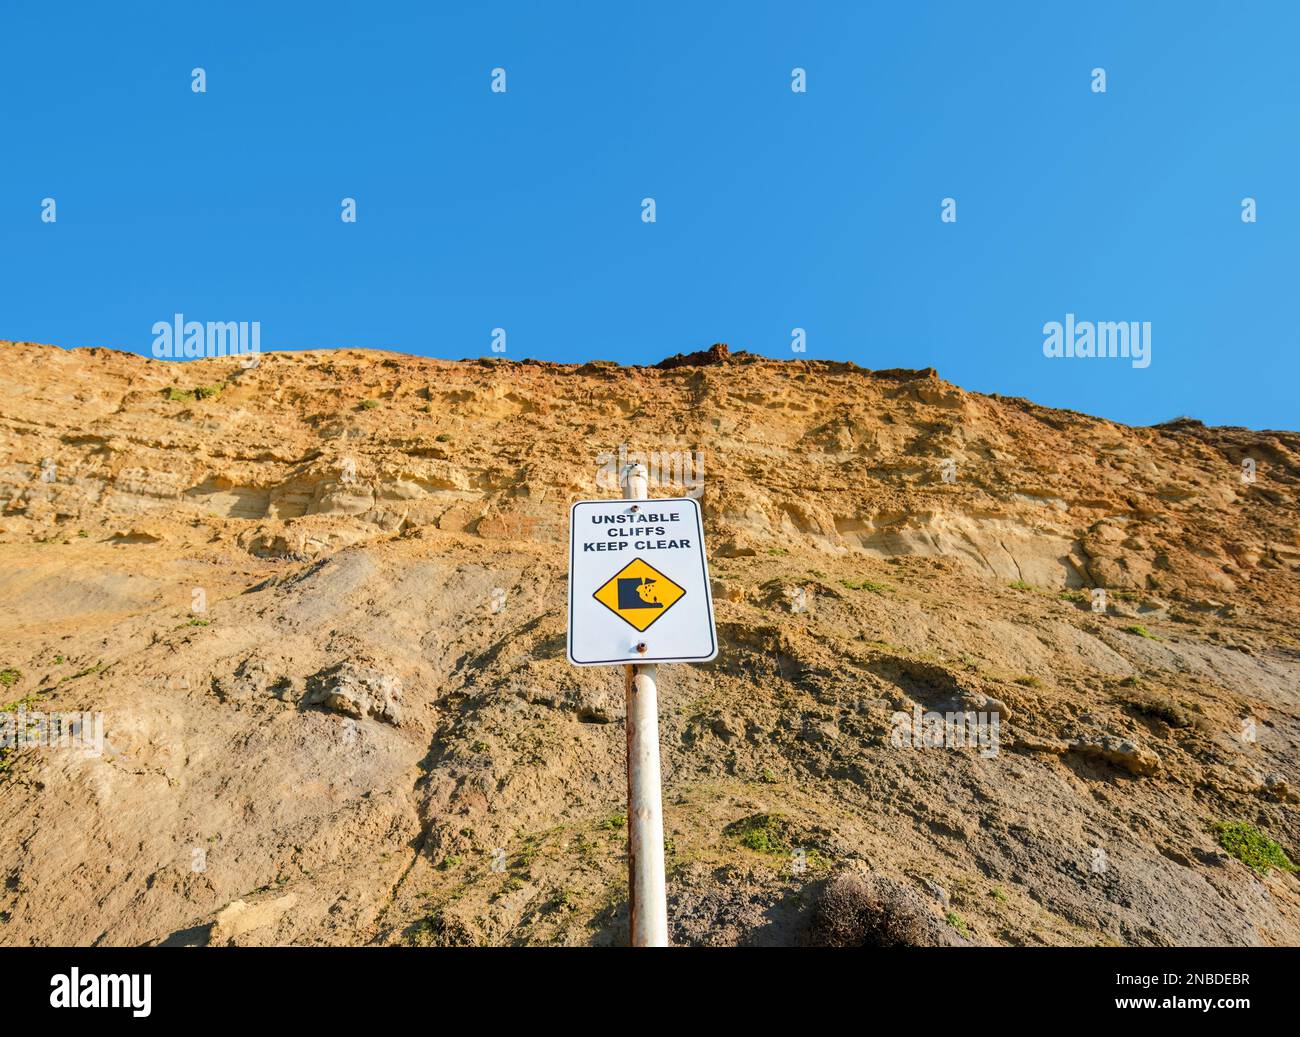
[1067,735,1161,776]
[303,661,404,726]
[516,683,624,724]
[1015,734,1070,755]
[213,658,300,703]
[1263,773,1298,803]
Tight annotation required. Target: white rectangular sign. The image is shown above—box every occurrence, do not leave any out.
[567,497,717,667]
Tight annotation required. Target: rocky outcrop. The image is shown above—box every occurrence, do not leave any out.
[303,661,404,726]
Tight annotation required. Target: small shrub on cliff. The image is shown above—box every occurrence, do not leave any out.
[161,383,223,402]
[840,578,893,595]
[807,871,961,947]
[1122,691,1193,728]
[724,813,792,854]
[1213,822,1297,876]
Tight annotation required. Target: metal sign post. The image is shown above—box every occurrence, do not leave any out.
[567,462,717,946]
[619,461,669,947]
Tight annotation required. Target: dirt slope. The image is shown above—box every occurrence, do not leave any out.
[1,339,1297,947]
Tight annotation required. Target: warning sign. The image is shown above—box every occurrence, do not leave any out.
[568,497,717,666]
[593,558,686,632]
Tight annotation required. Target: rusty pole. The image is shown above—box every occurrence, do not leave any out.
[620,461,669,947]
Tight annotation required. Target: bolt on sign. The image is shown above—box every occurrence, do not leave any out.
[567,498,717,666]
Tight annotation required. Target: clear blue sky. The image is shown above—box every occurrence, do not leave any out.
[2,1,1296,429]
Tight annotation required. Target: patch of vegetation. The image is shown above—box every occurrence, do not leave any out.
[599,812,626,831]
[186,618,210,627]
[435,433,451,442]
[161,382,225,402]
[1057,589,1088,603]
[406,911,443,946]
[1014,675,1044,689]
[945,911,970,937]
[1124,624,1163,641]
[64,661,105,683]
[1009,579,1032,591]
[1213,822,1297,876]
[436,855,462,872]
[546,888,577,913]
[359,398,380,410]
[569,833,597,862]
[2,689,48,714]
[840,578,893,595]
[724,812,793,855]
[991,886,1007,904]
[470,740,490,754]
[760,767,778,784]
[807,569,826,579]
[767,547,789,556]
[511,830,552,873]
[0,668,20,688]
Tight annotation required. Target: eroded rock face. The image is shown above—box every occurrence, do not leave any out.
[0,341,1297,950]
[303,661,403,726]
[3,340,1296,608]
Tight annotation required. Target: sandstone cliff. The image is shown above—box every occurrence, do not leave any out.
[1,340,1297,946]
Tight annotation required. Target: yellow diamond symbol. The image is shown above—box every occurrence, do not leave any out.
[593,557,686,632]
